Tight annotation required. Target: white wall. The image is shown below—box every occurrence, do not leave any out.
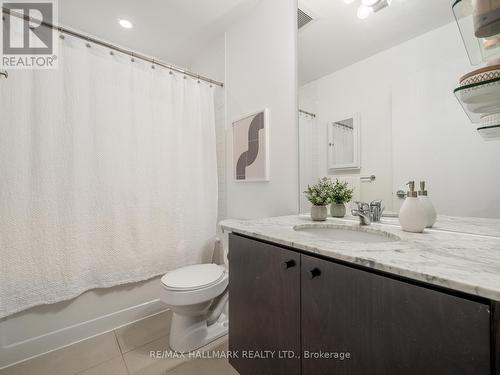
[299,21,500,218]
[225,0,299,219]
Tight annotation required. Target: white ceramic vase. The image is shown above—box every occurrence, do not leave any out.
[311,205,328,221]
[330,203,346,218]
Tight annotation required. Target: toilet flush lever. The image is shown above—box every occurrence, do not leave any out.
[283,260,296,270]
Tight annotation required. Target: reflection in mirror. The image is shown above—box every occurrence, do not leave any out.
[299,110,319,213]
[298,0,500,219]
[328,115,360,170]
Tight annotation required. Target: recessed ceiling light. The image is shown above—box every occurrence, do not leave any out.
[118,19,133,29]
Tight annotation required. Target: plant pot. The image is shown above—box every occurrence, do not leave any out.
[330,203,346,218]
[311,205,328,221]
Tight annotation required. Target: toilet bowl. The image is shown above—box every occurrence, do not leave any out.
[159,263,229,353]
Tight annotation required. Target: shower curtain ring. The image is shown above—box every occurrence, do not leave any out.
[85,37,91,48]
[151,59,155,69]
[131,53,135,63]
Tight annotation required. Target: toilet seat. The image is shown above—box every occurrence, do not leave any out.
[160,265,229,306]
[161,264,226,291]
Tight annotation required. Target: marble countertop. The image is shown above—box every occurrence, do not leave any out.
[220,215,500,302]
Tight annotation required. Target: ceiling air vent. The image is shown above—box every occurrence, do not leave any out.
[298,8,314,30]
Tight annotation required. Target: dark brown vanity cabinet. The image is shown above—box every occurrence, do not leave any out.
[229,233,496,375]
[301,254,491,375]
[228,233,301,375]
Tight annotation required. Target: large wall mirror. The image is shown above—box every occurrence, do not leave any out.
[298,0,500,218]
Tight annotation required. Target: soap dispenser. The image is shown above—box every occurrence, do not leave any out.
[399,181,427,233]
[418,181,437,228]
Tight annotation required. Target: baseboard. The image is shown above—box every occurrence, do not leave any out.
[0,299,166,369]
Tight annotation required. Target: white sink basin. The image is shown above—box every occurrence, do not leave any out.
[293,224,400,243]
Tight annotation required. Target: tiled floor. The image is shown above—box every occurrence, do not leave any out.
[0,311,237,375]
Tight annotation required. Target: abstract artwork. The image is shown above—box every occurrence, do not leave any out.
[232,109,269,182]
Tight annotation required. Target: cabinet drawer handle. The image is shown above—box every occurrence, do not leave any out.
[283,260,296,269]
[308,268,321,279]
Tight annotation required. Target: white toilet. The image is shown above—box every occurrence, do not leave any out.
[159,263,229,353]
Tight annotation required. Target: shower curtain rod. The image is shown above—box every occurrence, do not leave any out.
[299,109,316,117]
[1,7,224,88]
[333,121,354,130]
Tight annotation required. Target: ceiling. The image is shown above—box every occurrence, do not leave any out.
[298,0,455,85]
[58,0,454,85]
[59,0,255,68]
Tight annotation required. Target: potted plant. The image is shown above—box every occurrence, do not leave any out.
[329,179,354,218]
[304,177,335,221]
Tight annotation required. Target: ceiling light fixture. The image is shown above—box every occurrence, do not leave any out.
[357,5,373,19]
[344,0,391,20]
[118,19,133,29]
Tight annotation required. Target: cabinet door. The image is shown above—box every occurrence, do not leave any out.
[301,254,491,375]
[228,234,301,375]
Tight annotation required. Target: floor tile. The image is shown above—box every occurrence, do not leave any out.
[75,356,128,375]
[122,334,229,375]
[165,358,238,375]
[122,336,185,375]
[0,332,121,375]
[115,310,171,354]
[166,338,236,375]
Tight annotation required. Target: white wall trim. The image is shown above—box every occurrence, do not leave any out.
[0,299,166,369]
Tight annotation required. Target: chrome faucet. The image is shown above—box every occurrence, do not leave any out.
[351,201,372,225]
[370,200,384,223]
[351,200,384,225]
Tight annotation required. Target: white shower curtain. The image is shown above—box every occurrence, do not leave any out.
[299,112,319,213]
[0,34,218,318]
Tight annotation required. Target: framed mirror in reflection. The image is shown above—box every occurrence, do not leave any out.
[328,114,360,171]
